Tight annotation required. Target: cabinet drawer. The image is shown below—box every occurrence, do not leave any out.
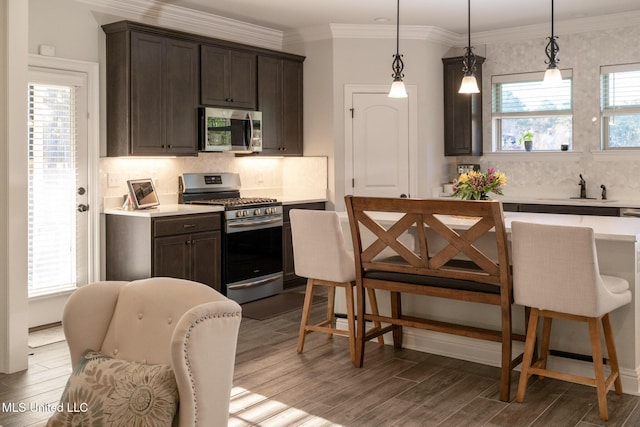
[153,214,220,237]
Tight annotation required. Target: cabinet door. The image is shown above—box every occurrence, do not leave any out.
[153,234,191,280]
[282,222,297,286]
[165,38,199,154]
[201,46,256,109]
[282,60,303,155]
[228,50,257,109]
[442,57,483,156]
[200,45,229,106]
[131,32,166,155]
[191,231,222,292]
[258,56,283,154]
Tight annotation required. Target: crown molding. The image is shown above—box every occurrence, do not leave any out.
[77,0,640,51]
[285,23,459,47]
[473,9,640,46]
[76,0,284,50]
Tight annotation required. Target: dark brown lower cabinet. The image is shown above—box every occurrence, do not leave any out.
[502,203,621,217]
[106,213,222,292]
[282,202,326,289]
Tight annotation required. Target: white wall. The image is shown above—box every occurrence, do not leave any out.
[1,0,29,374]
[328,37,452,211]
[29,0,100,61]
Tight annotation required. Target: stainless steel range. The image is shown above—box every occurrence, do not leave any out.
[179,173,283,304]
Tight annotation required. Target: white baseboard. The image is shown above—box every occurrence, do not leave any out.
[337,319,640,396]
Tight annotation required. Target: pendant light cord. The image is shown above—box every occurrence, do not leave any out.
[467,0,471,54]
[396,0,400,56]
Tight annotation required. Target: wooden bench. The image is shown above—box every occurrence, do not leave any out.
[345,195,526,402]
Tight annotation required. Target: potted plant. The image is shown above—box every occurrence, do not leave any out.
[518,131,534,152]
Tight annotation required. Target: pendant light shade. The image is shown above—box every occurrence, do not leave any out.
[459,0,479,94]
[388,0,408,98]
[543,0,562,86]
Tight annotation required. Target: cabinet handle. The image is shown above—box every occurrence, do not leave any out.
[183,224,196,228]
[167,144,172,148]
[185,240,191,245]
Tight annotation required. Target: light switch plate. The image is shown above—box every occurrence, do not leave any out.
[107,173,120,188]
[39,45,55,57]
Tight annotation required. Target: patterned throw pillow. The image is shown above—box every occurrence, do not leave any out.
[47,349,178,427]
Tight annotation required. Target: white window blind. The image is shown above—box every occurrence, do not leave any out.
[28,82,78,297]
[492,71,573,151]
[601,63,640,149]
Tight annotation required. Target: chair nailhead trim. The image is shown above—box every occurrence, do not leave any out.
[182,310,241,426]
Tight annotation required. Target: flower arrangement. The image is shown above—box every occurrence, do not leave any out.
[452,167,507,200]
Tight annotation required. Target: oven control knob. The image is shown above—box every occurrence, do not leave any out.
[235,211,243,218]
[243,210,249,217]
[254,209,261,215]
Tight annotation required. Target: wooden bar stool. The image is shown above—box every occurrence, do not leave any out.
[511,221,632,421]
[289,209,383,363]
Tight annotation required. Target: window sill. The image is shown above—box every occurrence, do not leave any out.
[485,151,582,161]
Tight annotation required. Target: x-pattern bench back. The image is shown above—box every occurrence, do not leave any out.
[348,196,508,286]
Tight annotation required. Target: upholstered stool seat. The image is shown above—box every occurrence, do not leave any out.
[290,209,383,363]
[511,221,632,421]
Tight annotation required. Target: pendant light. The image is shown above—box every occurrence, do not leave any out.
[388,0,408,98]
[459,0,479,94]
[543,0,562,85]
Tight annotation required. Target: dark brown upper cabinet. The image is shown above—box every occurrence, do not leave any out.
[103,21,305,157]
[103,23,199,156]
[442,56,484,157]
[201,45,257,109]
[258,56,303,156]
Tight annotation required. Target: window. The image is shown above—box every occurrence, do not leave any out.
[492,71,573,151]
[601,64,640,149]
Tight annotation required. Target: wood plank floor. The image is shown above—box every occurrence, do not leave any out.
[2,295,640,427]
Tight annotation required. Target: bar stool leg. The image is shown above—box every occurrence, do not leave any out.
[326,285,336,338]
[602,313,623,395]
[345,283,356,362]
[517,308,540,403]
[589,317,609,421]
[297,279,315,353]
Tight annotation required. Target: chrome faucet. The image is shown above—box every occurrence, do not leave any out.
[579,174,587,199]
[601,184,607,200]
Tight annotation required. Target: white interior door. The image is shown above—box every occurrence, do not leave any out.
[347,90,412,199]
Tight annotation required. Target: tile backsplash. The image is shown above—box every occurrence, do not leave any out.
[456,22,640,202]
[99,154,327,209]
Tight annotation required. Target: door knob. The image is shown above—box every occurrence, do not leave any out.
[77,204,89,212]
[77,187,86,195]
[400,194,408,198]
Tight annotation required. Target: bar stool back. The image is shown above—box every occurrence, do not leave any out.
[290,209,382,363]
[511,221,632,421]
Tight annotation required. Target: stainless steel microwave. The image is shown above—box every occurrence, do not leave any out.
[198,107,262,153]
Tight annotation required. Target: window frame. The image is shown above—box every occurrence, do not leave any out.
[600,63,640,150]
[491,70,573,152]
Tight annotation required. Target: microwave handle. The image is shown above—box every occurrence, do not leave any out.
[248,112,255,148]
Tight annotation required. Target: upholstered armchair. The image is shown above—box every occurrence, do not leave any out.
[47,277,242,427]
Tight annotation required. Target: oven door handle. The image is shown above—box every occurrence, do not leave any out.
[227,275,280,290]
[227,217,282,229]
